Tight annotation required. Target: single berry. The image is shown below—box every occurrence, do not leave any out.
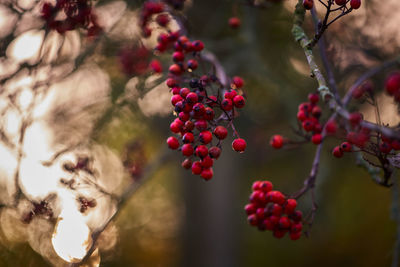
[201,168,213,180]
[302,0,313,9]
[350,0,361,9]
[182,144,194,156]
[311,134,322,145]
[209,146,221,159]
[167,136,179,149]
[232,138,247,152]
[270,135,284,149]
[332,146,343,158]
[232,76,244,88]
[233,95,245,108]
[214,126,228,140]
[228,17,241,29]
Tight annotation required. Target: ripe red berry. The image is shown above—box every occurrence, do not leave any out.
[349,112,363,125]
[279,216,291,229]
[233,95,245,108]
[284,199,297,214]
[221,98,233,111]
[169,64,182,75]
[297,110,307,121]
[187,59,198,70]
[392,140,400,150]
[150,59,162,73]
[332,146,343,158]
[199,131,213,144]
[204,107,215,120]
[209,146,221,159]
[201,168,213,180]
[194,119,208,131]
[271,204,283,216]
[270,135,284,149]
[311,134,322,145]
[182,144,194,156]
[191,161,202,175]
[311,106,321,118]
[325,120,337,135]
[195,145,209,158]
[302,0,313,9]
[171,94,183,106]
[259,181,273,193]
[214,126,228,140]
[340,142,352,152]
[302,120,314,132]
[179,87,190,98]
[186,92,198,104]
[350,0,361,9]
[232,76,244,88]
[167,136,179,149]
[191,40,204,52]
[182,132,194,143]
[228,17,241,29]
[273,229,287,239]
[173,51,185,62]
[308,93,319,104]
[385,72,400,95]
[245,203,257,215]
[248,214,258,226]
[232,138,247,152]
[201,156,214,168]
[166,78,177,88]
[267,191,286,205]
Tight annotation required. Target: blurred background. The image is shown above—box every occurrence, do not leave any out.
[0,0,399,266]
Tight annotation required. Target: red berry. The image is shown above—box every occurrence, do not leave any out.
[209,146,221,159]
[297,110,307,122]
[201,156,214,168]
[186,92,199,104]
[308,93,319,104]
[325,120,337,135]
[392,140,400,150]
[302,120,314,132]
[214,126,228,140]
[290,210,303,222]
[267,191,286,205]
[284,199,297,214]
[167,136,179,149]
[171,94,183,106]
[385,72,400,95]
[232,138,246,152]
[302,0,313,9]
[245,203,257,215]
[195,120,208,131]
[166,78,177,88]
[271,204,283,216]
[187,59,198,70]
[273,229,287,239]
[228,17,241,29]
[182,132,194,143]
[233,95,245,108]
[192,40,204,52]
[199,131,213,144]
[247,214,258,226]
[179,87,190,98]
[179,112,190,122]
[204,107,215,120]
[311,134,322,145]
[221,98,233,111]
[150,59,162,73]
[291,222,303,233]
[232,76,244,88]
[191,161,202,175]
[311,106,321,118]
[349,112,363,125]
[259,181,273,193]
[173,51,185,62]
[182,144,194,156]
[279,216,291,229]
[170,121,181,133]
[270,135,284,149]
[332,146,343,158]
[340,142,352,152]
[350,0,361,9]
[195,145,209,158]
[201,168,213,180]
[169,64,182,75]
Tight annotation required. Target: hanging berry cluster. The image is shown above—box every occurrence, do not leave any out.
[41,0,102,36]
[245,181,303,240]
[164,34,247,180]
[137,2,247,181]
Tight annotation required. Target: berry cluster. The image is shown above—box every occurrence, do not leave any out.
[245,180,303,240]
[41,0,102,36]
[303,0,361,10]
[158,35,246,180]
